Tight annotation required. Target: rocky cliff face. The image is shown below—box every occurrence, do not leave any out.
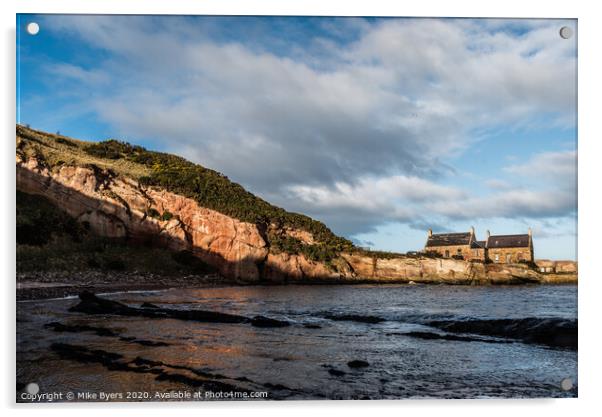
[17,156,270,281]
[16,154,575,285]
[17,155,350,282]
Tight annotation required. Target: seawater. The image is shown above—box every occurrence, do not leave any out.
[16,284,577,400]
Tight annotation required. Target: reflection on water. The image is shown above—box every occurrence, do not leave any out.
[17,284,577,401]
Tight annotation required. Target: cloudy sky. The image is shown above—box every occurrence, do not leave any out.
[17,15,577,259]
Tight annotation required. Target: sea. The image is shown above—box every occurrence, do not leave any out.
[16,284,577,401]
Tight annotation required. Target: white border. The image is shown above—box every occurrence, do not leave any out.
[2,1,601,416]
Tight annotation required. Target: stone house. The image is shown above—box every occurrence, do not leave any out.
[535,259,577,274]
[471,239,487,261]
[424,227,534,264]
[535,259,556,273]
[485,229,534,264]
[424,227,485,261]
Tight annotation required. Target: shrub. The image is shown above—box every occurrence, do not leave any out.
[161,211,174,221]
[55,137,76,147]
[83,139,355,257]
[84,140,139,160]
[147,208,161,219]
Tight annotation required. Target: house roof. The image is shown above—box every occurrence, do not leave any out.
[472,240,487,249]
[426,232,472,247]
[487,234,530,248]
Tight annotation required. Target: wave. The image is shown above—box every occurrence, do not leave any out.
[386,331,512,344]
[426,317,577,350]
[314,310,577,350]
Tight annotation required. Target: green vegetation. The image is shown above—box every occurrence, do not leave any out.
[83,139,133,159]
[161,211,174,221]
[351,247,408,260]
[147,208,161,219]
[146,208,174,221]
[83,136,354,260]
[16,125,151,179]
[16,190,215,275]
[17,125,355,262]
[268,232,342,263]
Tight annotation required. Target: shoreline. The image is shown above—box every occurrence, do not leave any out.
[16,270,578,301]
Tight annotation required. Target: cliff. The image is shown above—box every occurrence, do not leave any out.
[16,126,576,285]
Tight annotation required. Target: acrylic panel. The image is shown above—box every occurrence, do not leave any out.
[16,14,577,402]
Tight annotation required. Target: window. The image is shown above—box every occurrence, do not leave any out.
[457,249,462,256]
[444,250,450,258]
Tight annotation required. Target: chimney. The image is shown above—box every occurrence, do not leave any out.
[428,228,433,237]
[528,227,532,236]
[470,226,475,236]
[486,230,491,238]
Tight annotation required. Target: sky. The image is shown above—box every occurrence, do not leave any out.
[16,15,578,260]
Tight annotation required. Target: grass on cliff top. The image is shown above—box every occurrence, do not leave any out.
[16,125,151,179]
[16,125,354,261]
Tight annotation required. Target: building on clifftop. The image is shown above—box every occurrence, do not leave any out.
[424,227,485,261]
[424,227,533,263]
[486,229,534,264]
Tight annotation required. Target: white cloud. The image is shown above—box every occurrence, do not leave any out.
[428,149,577,221]
[281,175,466,234]
[485,179,513,190]
[427,189,575,220]
[505,150,577,181]
[46,63,109,85]
[32,16,577,238]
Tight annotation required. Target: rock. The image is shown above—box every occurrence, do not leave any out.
[120,338,170,347]
[347,360,370,368]
[70,291,247,323]
[51,342,124,367]
[16,160,268,282]
[70,291,290,328]
[250,315,290,328]
[428,317,577,349]
[140,302,160,309]
[328,368,346,377]
[323,314,385,324]
[51,343,252,394]
[303,323,322,329]
[70,290,134,315]
[263,382,291,391]
[17,148,570,286]
[44,321,119,337]
[44,319,171,347]
[264,252,342,282]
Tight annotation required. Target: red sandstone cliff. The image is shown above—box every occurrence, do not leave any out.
[16,132,576,285]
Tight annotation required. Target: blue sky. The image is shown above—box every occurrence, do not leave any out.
[16,15,577,260]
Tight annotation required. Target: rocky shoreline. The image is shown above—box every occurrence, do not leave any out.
[17,268,577,301]
[16,271,227,301]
